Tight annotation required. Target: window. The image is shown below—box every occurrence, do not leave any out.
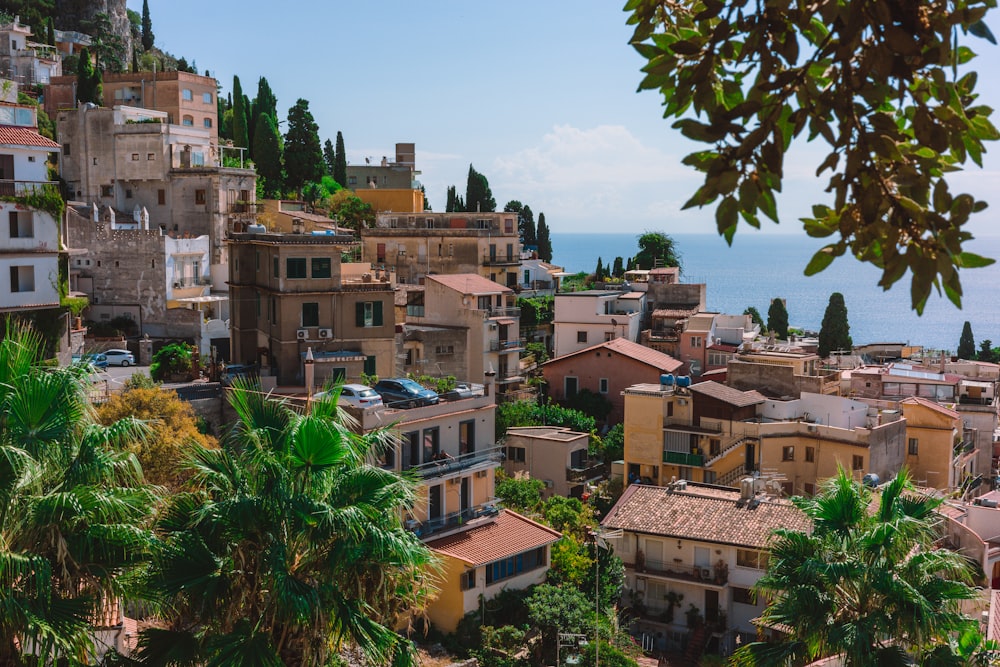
[202,92,213,104]
[852,455,864,471]
[101,185,113,197]
[422,427,440,463]
[195,189,206,205]
[666,401,674,417]
[599,378,609,394]
[148,153,155,161]
[804,483,815,496]
[477,295,492,310]
[805,446,815,462]
[270,296,278,324]
[125,188,132,199]
[203,118,212,128]
[782,446,794,461]
[459,420,475,455]
[348,176,357,186]
[462,569,476,590]
[63,143,71,156]
[565,376,578,398]
[302,302,319,327]
[908,437,919,455]
[577,331,588,344]
[157,189,165,205]
[311,257,331,278]
[356,301,384,327]
[182,89,193,101]
[182,115,194,126]
[732,587,755,605]
[9,265,34,292]
[486,548,546,585]
[691,336,702,348]
[286,258,307,279]
[506,446,526,462]
[273,256,279,278]
[710,438,721,456]
[8,212,32,238]
[736,549,769,570]
[131,153,139,161]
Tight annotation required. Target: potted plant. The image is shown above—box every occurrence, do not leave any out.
[713,558,729,584]
[685,603,703,628]
[662,591,684,623]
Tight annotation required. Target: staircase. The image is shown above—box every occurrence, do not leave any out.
[716,463,748,488]
[684,626,709,663]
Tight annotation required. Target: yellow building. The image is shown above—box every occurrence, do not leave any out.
[900,396,967,491]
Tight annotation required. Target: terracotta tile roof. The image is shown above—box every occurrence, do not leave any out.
[652,308,697,319]
[900,396,961,419]
[544,337,683,373]
[0,126,60,148]
[689,380,766,407]
[425,509,562,566]
[425,273,512,295]
[602,484,810,549]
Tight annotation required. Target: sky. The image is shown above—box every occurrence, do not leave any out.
[135,1,1000,237]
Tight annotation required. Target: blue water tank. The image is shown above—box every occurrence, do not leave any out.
[676,375,691,388]
[660,373,675,386]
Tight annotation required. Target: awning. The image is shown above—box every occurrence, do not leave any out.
[176,295,228,304]
[495,318,517,325]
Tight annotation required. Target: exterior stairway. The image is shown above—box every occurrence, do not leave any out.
[684,625,709,663]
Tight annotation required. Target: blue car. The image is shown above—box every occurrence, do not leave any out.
[80,353,109,370]
[373,378,440,408]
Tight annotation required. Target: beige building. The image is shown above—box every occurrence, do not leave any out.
[900,397,969,491]
[0,17,61,86]
[228,230,395,385]
[360,211,520,287]
[503,426,602,499]
[46,70,220,143]
[728,343,840,397]
[403,273,523,392]
[57,105,256,275]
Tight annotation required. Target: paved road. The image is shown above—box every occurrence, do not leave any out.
[92,363,150,391]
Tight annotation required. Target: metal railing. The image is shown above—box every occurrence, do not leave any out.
[476,307,521,319]
[663,450,705,467]
[407,445,503,479]
[0,180,59,197]
[483,252,518,265]
[631,558,729,586]
[489,338,526,351]
[405,501,500,539]
[567,460,605,482]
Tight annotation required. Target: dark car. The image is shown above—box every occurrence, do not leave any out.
[221,363,259,386]
[373,378,440,408]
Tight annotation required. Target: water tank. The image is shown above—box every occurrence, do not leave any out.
[676,375,692,388]
[862,473,880,488]
[660,373,675,387]
[246,223,266,234]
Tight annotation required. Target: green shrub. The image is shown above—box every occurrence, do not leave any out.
[149,343,193,381]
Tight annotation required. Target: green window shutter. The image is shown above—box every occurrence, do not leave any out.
[356,301,365,327]
[364,355,376,375]
[373,300,383,326]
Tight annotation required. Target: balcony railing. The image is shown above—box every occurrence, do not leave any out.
[483,252,518,266]
[663,450,705,467]
[405,501,500,540]
[0,180,59,197]
[567,460,605,483]
[476,307,521,319]
[407,445,503,480]
[630,558,729,586]
[489,338,526,352]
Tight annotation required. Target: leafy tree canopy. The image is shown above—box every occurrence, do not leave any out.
[767,298,789,340]
[633,231,681,271]
[465,164,497,212]
[744,305,765,330]
[818,292,852,357]
[284,99,326,194]
[495,472,545,513]
[627,0,999,313]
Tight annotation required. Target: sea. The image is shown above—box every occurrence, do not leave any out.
[549,232,1000,353]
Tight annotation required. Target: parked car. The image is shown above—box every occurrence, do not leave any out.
[79,353,108,370]
[314,384,384,410]
[373,378,440,408]
[221,363,259,386]
[442,382,477,401]
[104,348,136,367]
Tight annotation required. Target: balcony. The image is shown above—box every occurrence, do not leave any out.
[0,180,59,198]
[567,459,605,483]
[476,307,521,319]
[483,252,519,266]
[489,338,526,352]
[407,445,503,480]
[405,501,500,540]
[629,557,729,587]
[663,450,705,467]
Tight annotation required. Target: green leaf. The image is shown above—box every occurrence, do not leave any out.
[804,246,836,276]
[716,196,738,236]
[957,252,995,268]
[969,20,997,45]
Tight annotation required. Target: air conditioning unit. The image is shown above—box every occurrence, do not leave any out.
[476,470,488,479]
[543,480,554,488]
[318,328,333,339]
[635,577,646,592]
[296,329,309,340]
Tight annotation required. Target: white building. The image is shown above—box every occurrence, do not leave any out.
[552,289,644,358]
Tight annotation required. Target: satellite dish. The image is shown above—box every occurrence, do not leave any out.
[611,318,618,327]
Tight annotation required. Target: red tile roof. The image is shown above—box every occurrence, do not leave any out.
[425,509,562,566]
[689,380,766,407]
[545,337,683,373]
[0,126,60,149]
[425,273,512,295]
[602,483,810,549]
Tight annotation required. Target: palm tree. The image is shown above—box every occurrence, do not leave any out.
[137,380,436,667]
[733,468,984,666]
[0,322,156,664]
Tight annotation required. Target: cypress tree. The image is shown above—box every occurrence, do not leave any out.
[91,67,103,106]
[612,257,624,278]
[253,113,283,198]
[465,164,496,212]
[536,212,553,262]
[46,17,55,46]
[131,48,139,72]
[283,99,325,194]
[767,298,789,340]
[141,0,154,51]
[333,131,347,188]
[232,76,249,151]
[76,48,95,104]
[446,186,457,213]
[595,257,605,281]
[818,292,852,357]
[323,139,335,175]
[958,321,976,360]
[522,204,536,247]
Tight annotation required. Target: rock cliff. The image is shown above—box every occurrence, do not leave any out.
[53,0,132,66]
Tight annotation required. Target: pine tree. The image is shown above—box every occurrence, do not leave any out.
[334,131,347,188]
[141,0,154,51]
[536,212,553,262]
[767,298,789,340]
[283,99,325,195]
[465,164,496,212]
[232,76,249,151]
[323,139,336,175]
[253,113,283,198]
[818,292,852,357]
[958,321,976,360]
[76,48,95,104]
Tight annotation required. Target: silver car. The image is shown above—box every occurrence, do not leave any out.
[315,384,384,409]
[103,349,136,366]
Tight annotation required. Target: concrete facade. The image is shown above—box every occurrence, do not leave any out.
[360,211,520,287]
[0,18,61,86]
[228,231,395,386]
[552,289,644,359]
[503,426,600,499]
